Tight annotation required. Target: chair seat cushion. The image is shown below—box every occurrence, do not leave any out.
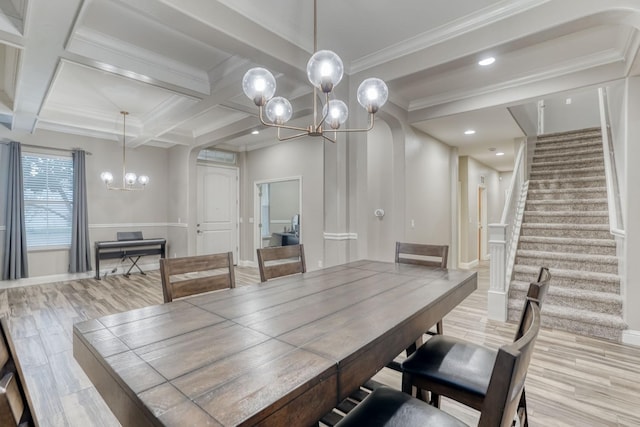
[335,386,468,427]
[401,335,497,401]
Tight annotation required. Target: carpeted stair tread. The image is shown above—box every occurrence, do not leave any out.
[523,210,608,217]
[526,198,606,204]
[519,236,616,247]
[536,127,600,140]
[534,140,602,153]
[528,176,606,186]
[512,302,627,330]
[533,147,602,160]
[527,187,606,195]
[531,156,604,169]
[513,264,620,283]
[516,249,618,265]
[510,280,622,304]
[521,223,610,231]
[529,166,604,176]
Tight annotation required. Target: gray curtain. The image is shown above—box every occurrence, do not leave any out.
[69,150,91,273]
[3,141,28,279]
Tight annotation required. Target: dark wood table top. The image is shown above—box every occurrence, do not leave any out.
[73,260,477,426]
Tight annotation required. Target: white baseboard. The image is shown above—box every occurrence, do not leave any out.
[622,330,640,347]
[238,260,258,268]
[458,259,479,269]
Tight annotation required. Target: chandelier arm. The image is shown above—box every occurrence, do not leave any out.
[330,113,375,133]
[276,128,312,141]
[323,133,337,144]
[315,92,331,130]
[258,107,308,132]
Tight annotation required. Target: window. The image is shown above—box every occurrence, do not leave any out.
[22,153,73,248]
[197,149,237,164]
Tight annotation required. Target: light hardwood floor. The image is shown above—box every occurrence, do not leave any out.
[0,263,639,426]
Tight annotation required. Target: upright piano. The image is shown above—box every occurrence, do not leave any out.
[94,231,166,280]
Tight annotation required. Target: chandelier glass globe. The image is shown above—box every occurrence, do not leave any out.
[242,68,277,106]
[322,99,349,129]
[307,50,344,93]
[357,78,389,113]
[265,96,293,125]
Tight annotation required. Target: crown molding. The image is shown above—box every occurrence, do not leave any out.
[350,0,550,74]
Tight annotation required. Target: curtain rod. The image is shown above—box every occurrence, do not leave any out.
[0,140,92,155]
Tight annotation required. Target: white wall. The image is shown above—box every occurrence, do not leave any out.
[543,90,601,134]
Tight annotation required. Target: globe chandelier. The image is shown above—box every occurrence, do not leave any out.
[100,111,149,190]
[242,0,388,143]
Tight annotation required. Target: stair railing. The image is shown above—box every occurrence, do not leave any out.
[598,87,625,237]
[488,139,530,320]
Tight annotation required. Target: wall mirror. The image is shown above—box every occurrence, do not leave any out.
[254,177,302,250]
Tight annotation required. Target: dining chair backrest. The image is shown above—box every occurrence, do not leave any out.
[0,317,36,426]
[514,266,550,341]
[479,301,541,427]
[395,242,448,268]
[160,252,235,303]
[257,244,306,282]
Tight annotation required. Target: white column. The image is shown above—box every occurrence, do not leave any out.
[488,223,508,321]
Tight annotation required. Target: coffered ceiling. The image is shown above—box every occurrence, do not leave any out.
[0,0,639,170]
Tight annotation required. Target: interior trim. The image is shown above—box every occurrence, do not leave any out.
[323,232,358,240]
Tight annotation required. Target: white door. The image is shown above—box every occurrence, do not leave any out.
[196,164,238,262]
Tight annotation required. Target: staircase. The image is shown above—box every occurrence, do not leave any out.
[508,127,626,341]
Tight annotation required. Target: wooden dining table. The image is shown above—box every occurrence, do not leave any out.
[73,260,477,426]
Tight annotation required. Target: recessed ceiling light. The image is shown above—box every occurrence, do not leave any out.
[251,130,259,135]
[464,129,476,135]
[496,152,505,156]
[478,57,495,66]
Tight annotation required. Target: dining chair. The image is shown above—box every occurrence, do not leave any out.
[1,317,36,426]
[336,299,542,427]
[256,244,306,282]
[401,267,550,427]
[159,252,236,303]
[395,242,448,335]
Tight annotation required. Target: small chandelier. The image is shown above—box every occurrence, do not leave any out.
[242,0,388,143]
[100,111,149,190]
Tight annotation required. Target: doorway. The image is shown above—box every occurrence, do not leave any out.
[254,177,302,251]
[196,164,239,262]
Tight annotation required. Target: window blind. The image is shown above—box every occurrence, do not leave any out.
[22,153,74,248]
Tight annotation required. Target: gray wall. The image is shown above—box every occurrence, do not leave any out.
[543,90,600,134]
[366,120,395,261]
[458,156,501,264]
[240,138,324,269]
[624,76,640,333]
[606,79,627,222]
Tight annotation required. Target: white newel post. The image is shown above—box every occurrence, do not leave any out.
[488,223,508,321]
